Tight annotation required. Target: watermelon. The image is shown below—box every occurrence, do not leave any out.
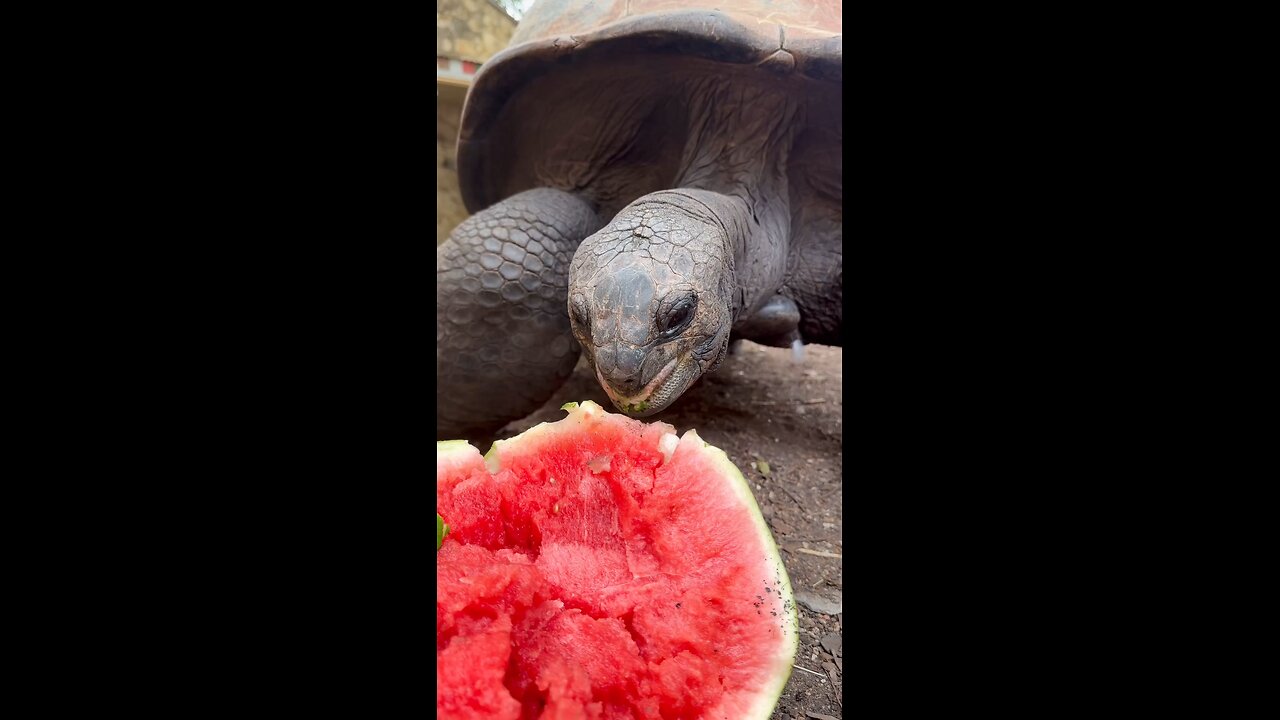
[436,400,798,720]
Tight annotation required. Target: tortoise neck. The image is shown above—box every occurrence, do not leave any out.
[674,81,799,200]
[672,82,798,314]
[632,189,784,324]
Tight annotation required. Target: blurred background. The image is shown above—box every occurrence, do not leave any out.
[437,0,535,246]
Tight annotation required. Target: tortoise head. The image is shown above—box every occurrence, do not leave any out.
[568,191,737,417]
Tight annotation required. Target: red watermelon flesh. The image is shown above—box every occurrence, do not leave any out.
[437,401,797,720]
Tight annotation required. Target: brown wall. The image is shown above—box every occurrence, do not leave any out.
[437,85,469,246]
[437,0,517,246]
[437,0,518,63]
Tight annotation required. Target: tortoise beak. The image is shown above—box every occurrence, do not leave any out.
[597,355,679,416]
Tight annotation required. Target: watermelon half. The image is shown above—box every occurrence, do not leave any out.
[436,400,798,719]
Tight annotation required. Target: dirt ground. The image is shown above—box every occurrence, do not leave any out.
[498,341,845,720]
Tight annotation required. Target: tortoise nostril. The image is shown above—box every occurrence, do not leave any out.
[613,375,643,395]
[601,346,647,396]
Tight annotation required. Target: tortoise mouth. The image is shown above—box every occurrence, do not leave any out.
[599,355,687,417]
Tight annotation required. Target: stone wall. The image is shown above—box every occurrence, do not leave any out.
[437,0,517,246]
[437,85,469,246]
[437,0,518,64]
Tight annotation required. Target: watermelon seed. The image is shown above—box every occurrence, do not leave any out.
[675,602,681,608]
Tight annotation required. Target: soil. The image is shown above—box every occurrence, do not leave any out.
[496,341,845,720]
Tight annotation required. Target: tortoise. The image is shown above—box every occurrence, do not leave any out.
[437,0,842,439]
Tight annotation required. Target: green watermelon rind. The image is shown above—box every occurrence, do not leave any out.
[436,400,799,719]
[678,427,799,719]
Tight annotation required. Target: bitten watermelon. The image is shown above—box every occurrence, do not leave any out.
[436,401,797,719]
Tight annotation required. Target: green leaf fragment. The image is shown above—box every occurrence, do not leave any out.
[437,513,449,550]
[753,457,771,476]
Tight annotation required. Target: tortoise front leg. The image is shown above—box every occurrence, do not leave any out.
[731,294,803,349]
[783,202,842,347]
[436,188,602,440]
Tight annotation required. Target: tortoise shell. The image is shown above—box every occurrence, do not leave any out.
[456,0,841,222]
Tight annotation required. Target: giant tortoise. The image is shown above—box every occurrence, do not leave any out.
[437,0,842,439]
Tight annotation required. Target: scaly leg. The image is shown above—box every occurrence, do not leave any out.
[437,189,601,439]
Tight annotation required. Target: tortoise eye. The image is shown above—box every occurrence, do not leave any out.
[660,297,696,338]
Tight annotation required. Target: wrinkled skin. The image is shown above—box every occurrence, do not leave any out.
[565,82,807,417]
[568,190,739,416]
